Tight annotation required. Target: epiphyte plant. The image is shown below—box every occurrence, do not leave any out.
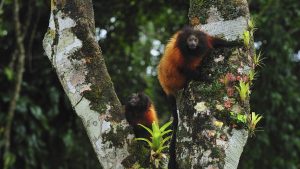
[248,112,263,136]
[135,121,172,154]
[235,80,250,101]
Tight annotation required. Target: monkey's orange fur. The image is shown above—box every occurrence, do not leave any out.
[158,32,210,96]
[134,104,158,126]
[144,104,158,125]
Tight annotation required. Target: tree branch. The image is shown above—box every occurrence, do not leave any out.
[4,0,26,167]
[27,8,41,72]
[22,0,33,40]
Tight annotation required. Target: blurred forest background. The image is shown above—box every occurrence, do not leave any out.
[1,0,300,169]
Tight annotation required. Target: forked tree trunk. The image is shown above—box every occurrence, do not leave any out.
[43,0,253,168]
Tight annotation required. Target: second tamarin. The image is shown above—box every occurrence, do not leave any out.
[125,92,158,138]
[157,26,241,168]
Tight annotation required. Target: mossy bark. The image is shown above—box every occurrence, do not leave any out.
[175,0,253,168]
[43,0,254,168]
[43,1,149,168]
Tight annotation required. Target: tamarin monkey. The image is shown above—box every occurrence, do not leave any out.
[157,26,241,168]
[125,92,158,138]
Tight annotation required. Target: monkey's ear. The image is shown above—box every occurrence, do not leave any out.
[210,36,243,48]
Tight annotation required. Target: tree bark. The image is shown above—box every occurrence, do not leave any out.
[42,1,149,168]
[43,0,254,168]
[175,0,252,168]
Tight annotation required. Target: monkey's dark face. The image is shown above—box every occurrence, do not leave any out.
[125,93,150,120]
[127,93,149,108]
[177,27,211,58]
[187,34,199,50]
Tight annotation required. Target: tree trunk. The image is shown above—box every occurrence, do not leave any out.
[43,0,254,168]
[42,1,150,168]
[175,0,252,168]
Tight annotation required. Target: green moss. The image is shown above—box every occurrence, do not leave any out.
[102,125,128,148]
[123,133,153,167]
[211,147,225,159]
[189,0,248,24]
[178,156,192,169]
[189,0,208,23]
[82,83,113,113]
[62,4,122,118]
[123,141,151,168]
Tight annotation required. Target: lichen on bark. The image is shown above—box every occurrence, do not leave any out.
[176,0,253,168]
[189,0,249,24]
[43,1,153,168]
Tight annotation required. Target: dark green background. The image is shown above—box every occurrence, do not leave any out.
[0,0,300,168]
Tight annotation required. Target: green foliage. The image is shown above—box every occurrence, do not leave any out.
[136,121,172,154]
[235,80,250,101]
[2,0,299,168]
[248,69,256,82]
[94,1,188,123]
[230,111,262,136]
[0,24,7,37]
[239,0,300,168]
[3,67,13,81]
[247,112,263,137]
[230,111,247,124]
[247,18,255,31]
[253,52,264,67]
[3,152,15,169]
[242,30,250,48]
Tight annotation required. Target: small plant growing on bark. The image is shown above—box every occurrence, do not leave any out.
[247,19,255,31]
[135,121,172,154]
[230,111,263,136]
[247,112,263,136]
[248,69,256,86]
[235,80,250,101]
[136,121,172,168]
[253,52,264,67]
[243,30,251,48]
[230,111,247,125]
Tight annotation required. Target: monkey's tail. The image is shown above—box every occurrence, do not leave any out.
[168,95,178,169]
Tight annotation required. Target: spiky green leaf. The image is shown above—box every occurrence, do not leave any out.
[135,138,153,147]
[161,136,172,146]
[161,129,172,137]
[160,121,172,132]
[138,123,153,136]
[156,146,169,154]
